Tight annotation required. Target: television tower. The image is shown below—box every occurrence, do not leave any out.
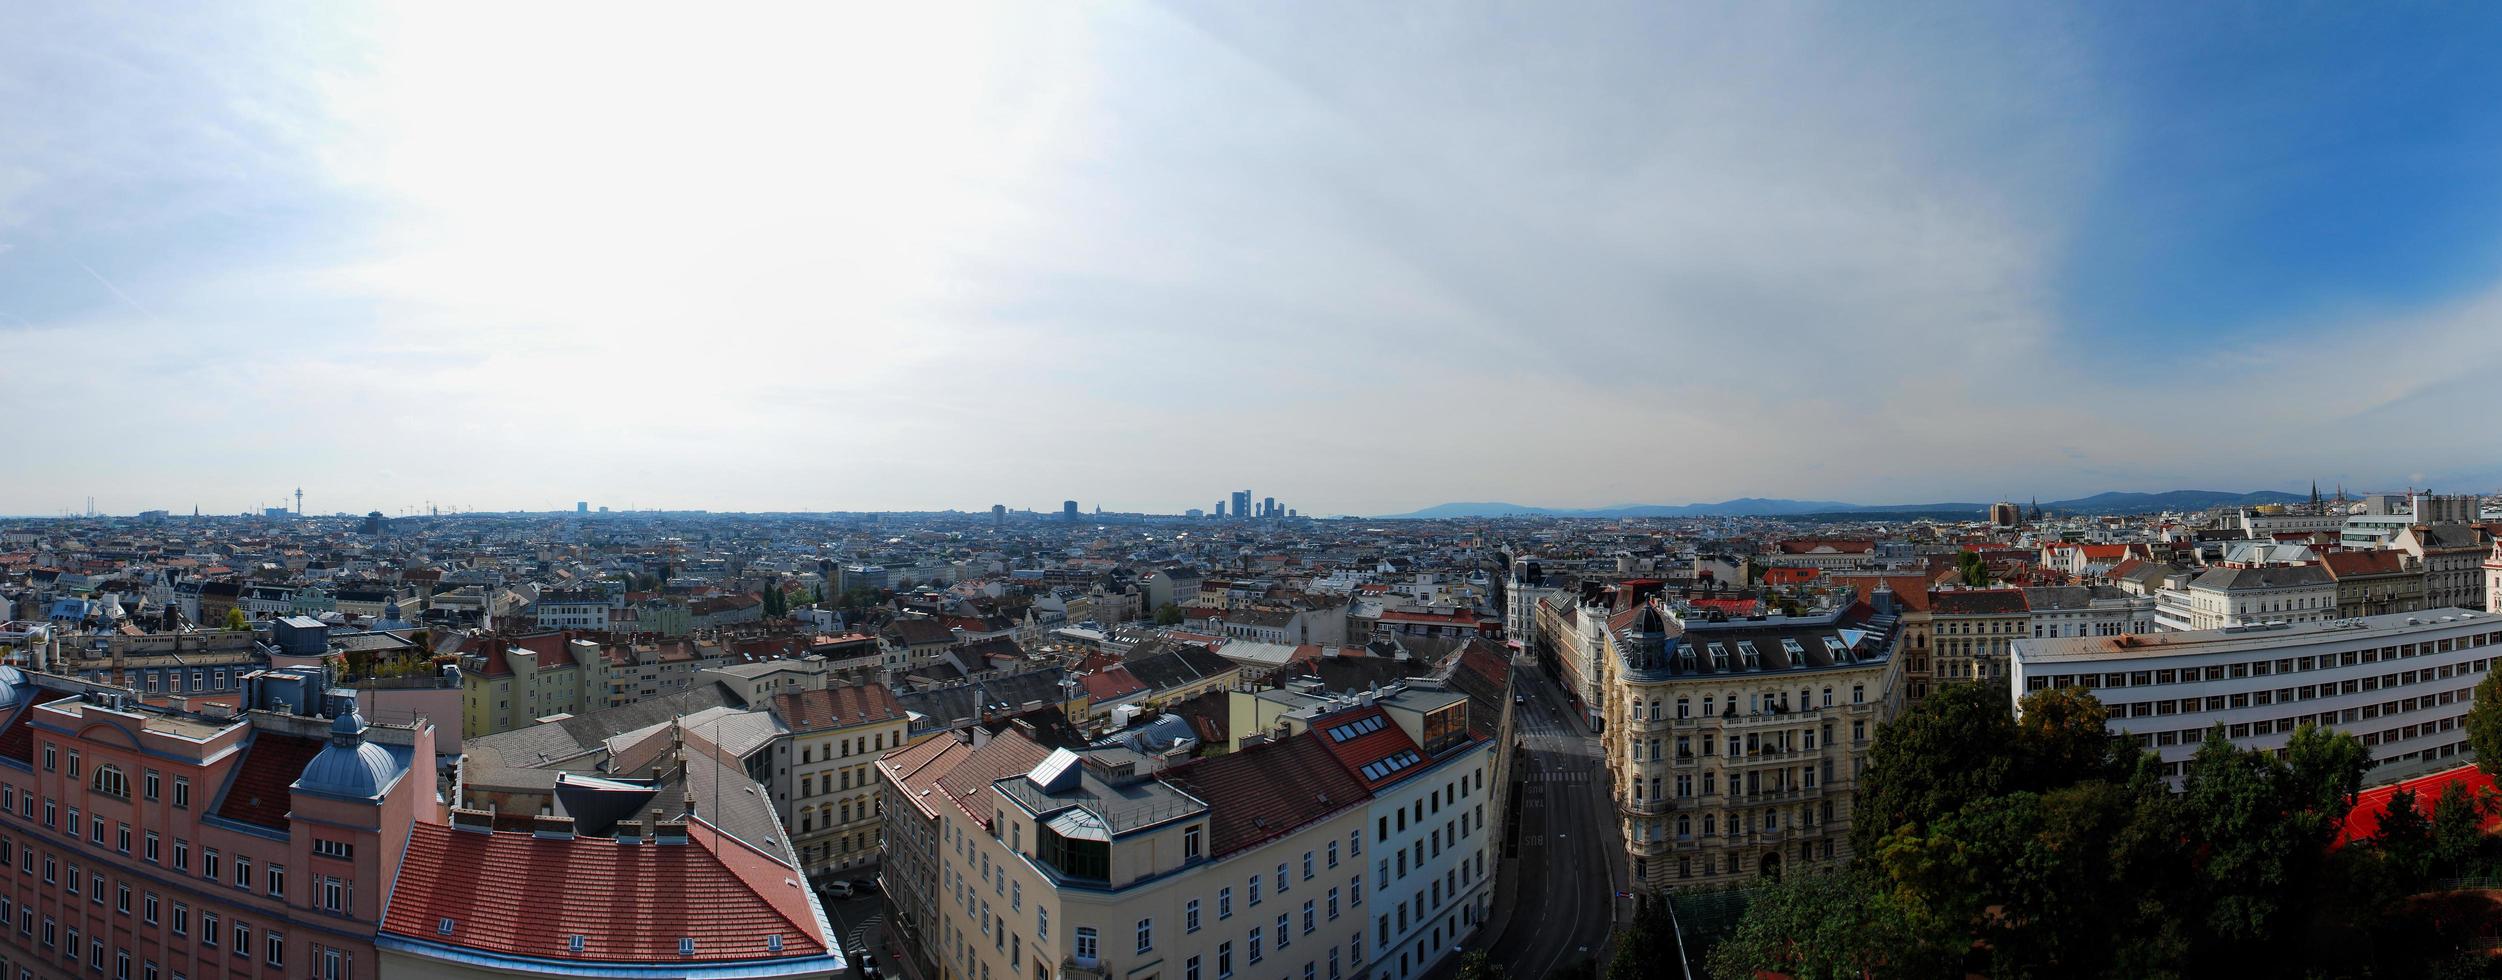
[295,487,304,516]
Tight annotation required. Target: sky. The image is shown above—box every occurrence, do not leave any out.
[4,2,2502,518]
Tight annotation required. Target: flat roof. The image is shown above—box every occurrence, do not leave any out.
[2015,609,2497,664]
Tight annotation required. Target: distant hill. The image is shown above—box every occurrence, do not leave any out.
[2039,489,2306,514]
[1377,489,2304,520]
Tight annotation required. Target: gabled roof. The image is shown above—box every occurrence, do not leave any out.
[770,684,905,734]
[1079,667,1149,704]
[1158,732,1371,858]
[382,820,831,967]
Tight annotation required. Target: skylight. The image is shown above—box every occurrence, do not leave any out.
[1326,715,1387,742]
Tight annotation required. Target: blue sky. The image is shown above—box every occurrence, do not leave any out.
[4,2,2502,516]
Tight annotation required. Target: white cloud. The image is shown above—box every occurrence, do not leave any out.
[1,2,2497,515]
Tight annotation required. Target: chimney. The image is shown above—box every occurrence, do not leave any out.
[616,819,645,844]
[451,808,495,834]
[531,814,577,840]
[654,818,690,845]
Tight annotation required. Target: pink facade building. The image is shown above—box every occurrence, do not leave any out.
[0,664,840,980]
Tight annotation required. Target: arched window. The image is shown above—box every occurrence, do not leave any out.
[91,765,128,800]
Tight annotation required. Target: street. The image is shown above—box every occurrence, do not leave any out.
[1464,658,1625,978]
[820,883,893,979]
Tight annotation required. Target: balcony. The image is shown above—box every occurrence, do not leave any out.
[1060,956,1109,980]
[1623,797,1675,816]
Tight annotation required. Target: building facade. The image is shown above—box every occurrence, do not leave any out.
[1601,602,1904,891]
[2012,609,2502,782]
[772,685,909,880]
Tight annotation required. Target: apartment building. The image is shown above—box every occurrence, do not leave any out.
[935,683,1498,980]
[2391,524,2490,612]
[1601,601,1904,891]
[2022,586,2155,640]
[2153,565,2336,632]
[1928,590,2028,684]
[457,633,606,737]
[878,728,1052,980]
[2319,550,2426,619]
[1531,593,1611,730]
[772,684,910,879]
[2012,609,2502,782]
[530,589,612,631]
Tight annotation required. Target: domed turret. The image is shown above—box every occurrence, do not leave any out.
[293,692,401,801]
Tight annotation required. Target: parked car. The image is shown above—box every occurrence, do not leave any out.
[823,880,855,900]
[856,952,881,978]
[850,878,879,894]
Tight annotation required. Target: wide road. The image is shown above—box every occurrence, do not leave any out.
[1475,657,1625,978]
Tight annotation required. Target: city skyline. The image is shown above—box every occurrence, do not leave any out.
[7,5,2502,514]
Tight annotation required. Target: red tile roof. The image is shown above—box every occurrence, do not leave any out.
[771,684,904,733]
[1307,706,1428,791]
[1079,667,1148,704]
[212,732,326,830]
[384,820,829,965]
[934,730,1053,826]
[2335,764,2500,848]
[1160,732,1373,858]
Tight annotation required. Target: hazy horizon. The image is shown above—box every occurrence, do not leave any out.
[7,3,2502,516]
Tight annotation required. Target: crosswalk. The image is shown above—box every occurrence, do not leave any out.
[844,910,884,951]
[1522,770,1598,784]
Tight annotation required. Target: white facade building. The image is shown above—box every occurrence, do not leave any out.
[2012,609,2502,783]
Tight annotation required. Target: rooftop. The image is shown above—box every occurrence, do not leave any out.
[2015,608,2498,664]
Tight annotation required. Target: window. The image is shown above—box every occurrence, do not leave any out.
[1038,907,1048,941]
[1220,886,1233,919]
[143,894,158,925]
[173,839,188,871]
[1250,875,1262,906]
[91,766,128,800]
[1302,899,1316,934]
[1303,851,1315,880]
[144,771,159,801]
[266,930,284,967]
[1188,954,1203,980]
[204,849,219,881]
[1219,941,1235,979]
[268,866,285,898]
[1277,913,1291,948]
[172,778,189,809]
[172,903,187,936]
[1327,841,1340,868]
[235,856,251,889]
[202,912,219,948]
[1186,899,1201,933]
[1184,824,1204,860]
[1136,917,1153,954]
[144,833,159,863]
[1250,926,1265,964]
[1074,927,1099,964]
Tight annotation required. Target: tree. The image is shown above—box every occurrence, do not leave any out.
[1955,550,1988,587]
[2429,780,2485,874]
[2466,668,2502,783]
[1454,951,1507,980]
[1154,603,1185,626]
[1608,897,1676,980]
[222,607,249,632]
[1851,681,2017,858]
[1707,870,1953,980]
[2371,788,2435,885]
